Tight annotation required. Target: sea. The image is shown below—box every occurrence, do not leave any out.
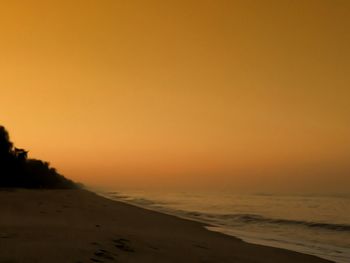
[98,189,350,263]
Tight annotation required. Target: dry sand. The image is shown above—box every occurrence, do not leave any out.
[0,189,333,263]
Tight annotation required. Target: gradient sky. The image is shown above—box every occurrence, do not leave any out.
[1,0,349,193]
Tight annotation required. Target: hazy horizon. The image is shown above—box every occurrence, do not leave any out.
[1,0,349,195]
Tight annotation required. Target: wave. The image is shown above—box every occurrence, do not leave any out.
[106,192,350,232]
[109,194,170,206]
[103,191,350,263]
[185,212,350,232]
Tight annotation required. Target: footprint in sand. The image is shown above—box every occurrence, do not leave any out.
[194,244,209,249]
[148,245,159,250]
[113,238,134,252]
[0,233,16,239]
[94,249,115,260]
[90,248,115,262]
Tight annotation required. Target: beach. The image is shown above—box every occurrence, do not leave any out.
[0,189,333,263]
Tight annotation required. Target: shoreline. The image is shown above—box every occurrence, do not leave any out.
[0,189,334,262]
[97,190,344,263]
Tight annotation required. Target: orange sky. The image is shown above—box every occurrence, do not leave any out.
[1,0,349,193]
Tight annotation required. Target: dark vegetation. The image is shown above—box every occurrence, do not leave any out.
[0,126,79,189]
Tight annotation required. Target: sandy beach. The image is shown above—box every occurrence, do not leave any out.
[0,189,333,263]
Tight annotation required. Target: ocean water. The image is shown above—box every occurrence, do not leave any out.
[99,189,350,263]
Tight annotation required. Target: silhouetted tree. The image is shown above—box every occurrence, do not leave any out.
[0,126,13,160]
[0,125,79,189]
[14,148,28,162]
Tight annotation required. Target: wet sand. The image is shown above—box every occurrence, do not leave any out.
[0,189,333,262]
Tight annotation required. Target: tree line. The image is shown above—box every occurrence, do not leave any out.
[0,125,79,189]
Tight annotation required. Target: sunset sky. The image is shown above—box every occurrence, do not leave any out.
[1,0,349,193]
